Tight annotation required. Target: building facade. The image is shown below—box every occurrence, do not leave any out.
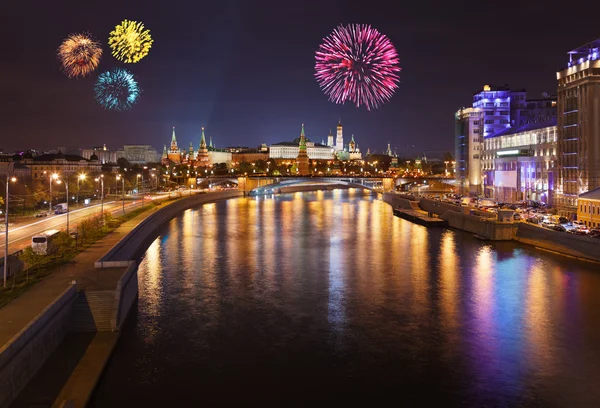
[161,127,231,167]
[455,107,483,195]
[116,145,158,164]
[231,150,269,163]
[556,38,600,216]
[482,120,557,204]
[270,124,334,160]
[82,144,117,164]
[20,153,102,180]
[577,187,600,228]
[472,85,517,137]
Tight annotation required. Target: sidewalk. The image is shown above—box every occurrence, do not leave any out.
[0,203,161,348]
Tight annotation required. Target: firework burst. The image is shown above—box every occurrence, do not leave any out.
[108,19,153,63]
[315,24,401,111]
[94,68,141,111]
[57,33,102,78]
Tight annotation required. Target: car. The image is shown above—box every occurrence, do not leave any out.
[552,225,567,232]
[526,217,540,224]
[35,211,48,218]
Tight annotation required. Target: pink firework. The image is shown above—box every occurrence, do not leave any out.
[315,24,401,111]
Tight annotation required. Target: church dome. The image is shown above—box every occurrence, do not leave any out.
[90,153,99,161]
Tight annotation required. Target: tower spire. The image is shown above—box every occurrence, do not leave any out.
[209,135,213,149]
[171,127,177,143]
[299,123,306,148]
[200,126,207,149]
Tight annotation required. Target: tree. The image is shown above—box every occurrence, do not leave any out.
[117,157,131,171]
[32,181,49,206]
[444,152,454,162]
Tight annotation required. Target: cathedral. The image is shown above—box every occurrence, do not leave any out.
[161,127,231,167]
[325,120,362,160]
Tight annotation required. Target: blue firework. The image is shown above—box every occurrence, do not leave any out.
[94,68,140,111]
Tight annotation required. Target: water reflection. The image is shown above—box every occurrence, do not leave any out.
[92,190,600,407]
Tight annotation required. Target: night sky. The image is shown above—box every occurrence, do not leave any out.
[2,0,600,157]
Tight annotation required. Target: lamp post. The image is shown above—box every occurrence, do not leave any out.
[76,173,86,208]
[117,175,125,215]
[100,175,104,216]
[3,175,16,288]
[56,177,70,234]
[137,174,143,207]
[49,173,59,213]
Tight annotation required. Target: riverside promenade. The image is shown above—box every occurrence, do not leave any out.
[1,203,158,408]
[1,191,242,408]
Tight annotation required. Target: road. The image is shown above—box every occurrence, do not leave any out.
[0,197,156,256]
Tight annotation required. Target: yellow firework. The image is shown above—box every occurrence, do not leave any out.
[57,33,102,78]
[108,20,153,63]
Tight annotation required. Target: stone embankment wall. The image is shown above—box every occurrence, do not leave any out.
[441,211,517,241]
[0,284,77,408]
[516,223,600,262]
[96,191,243,267]
[419,198,462,215]
[110,262,138,331]
[384,193,600,259]
[382,192,416,209]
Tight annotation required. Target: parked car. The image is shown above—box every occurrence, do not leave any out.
[35,211,48,218]
[552,225,567,232]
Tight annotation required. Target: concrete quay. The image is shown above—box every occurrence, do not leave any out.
[383,192,600,262]
[0,191,243,408]
[393,208,447,227]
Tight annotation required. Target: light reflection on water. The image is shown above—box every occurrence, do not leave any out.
[92,190,600,407]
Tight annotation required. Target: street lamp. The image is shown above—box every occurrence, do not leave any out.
[100,175,104,216]
[49,173,59,213]
[3,175,16,288]
[117,174,125,215]
[77,173,86,207]
[55,177,70,234]
[137,174,144,207]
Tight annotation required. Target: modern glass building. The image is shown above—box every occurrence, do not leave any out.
[556,37,600,216]
[455,107,483,195]
[482,119,557,204]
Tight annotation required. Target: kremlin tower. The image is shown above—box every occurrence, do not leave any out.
[296,123,310,175]
[167,127,182,163]
[196,127,210,166]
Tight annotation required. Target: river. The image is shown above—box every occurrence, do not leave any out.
[90,189,600,407]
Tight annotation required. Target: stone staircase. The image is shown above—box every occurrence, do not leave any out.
[70,290,115,332]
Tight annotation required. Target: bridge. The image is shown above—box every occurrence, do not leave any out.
[196,175,455,195]
[234,176,396,195]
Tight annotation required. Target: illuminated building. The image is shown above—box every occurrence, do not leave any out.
[335,119,344,151]
[20,152,103,179]
[296,124,310,175]
[116,145,158,164]
[482,119,557,204]
[556,38,600,216]
[269,125,334,160]
[348,135,362,160]
[161,127,232,167]
[82,144,117,164]
[455,107,483,195]
[577,187,600,228]
[327,129,334,147]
